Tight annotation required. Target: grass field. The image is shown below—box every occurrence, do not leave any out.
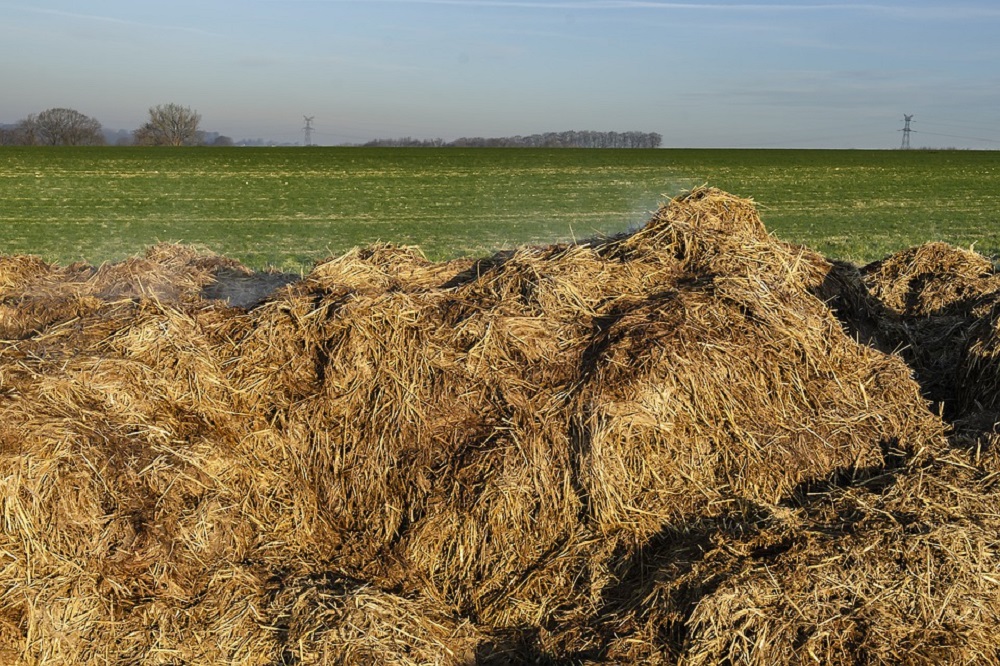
[2,146,998,271]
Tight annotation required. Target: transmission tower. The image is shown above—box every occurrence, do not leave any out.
[303,116,315,146]
[899,114,913,150]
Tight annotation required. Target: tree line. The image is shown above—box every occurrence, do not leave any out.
[363,130,663,149]
[2,109,663,149]
[0,104,233,147]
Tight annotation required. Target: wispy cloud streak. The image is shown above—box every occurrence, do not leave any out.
[272,0,1000,18]
[5,4,222,37]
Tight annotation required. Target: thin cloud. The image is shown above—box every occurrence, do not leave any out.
[273,0,1000,18]
[5,5,223,37]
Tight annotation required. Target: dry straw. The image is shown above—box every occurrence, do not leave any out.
[2,188,999,664]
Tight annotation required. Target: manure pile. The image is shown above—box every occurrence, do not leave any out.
[2,188,1000,665]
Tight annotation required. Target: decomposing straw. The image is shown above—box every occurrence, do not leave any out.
[2,188,999,664]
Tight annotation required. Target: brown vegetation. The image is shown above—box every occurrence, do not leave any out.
[1,188,999,664]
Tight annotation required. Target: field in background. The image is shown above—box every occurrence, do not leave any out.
[2,146,998,271]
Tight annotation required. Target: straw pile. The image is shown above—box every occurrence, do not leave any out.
[860,242,1000,419]
[1,187,998,664]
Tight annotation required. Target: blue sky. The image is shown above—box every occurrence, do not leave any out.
[2,1,999,147]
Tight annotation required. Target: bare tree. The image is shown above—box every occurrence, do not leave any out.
[1,124,24,146]
[15,108,105,146]
[12,117,40,145]
[134,103,203,146]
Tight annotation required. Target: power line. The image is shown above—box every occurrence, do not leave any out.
[895,115,999,147]
[911,130,1000,145]
[918,119,999,135]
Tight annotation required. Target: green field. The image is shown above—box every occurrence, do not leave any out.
[2,146,998,271]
